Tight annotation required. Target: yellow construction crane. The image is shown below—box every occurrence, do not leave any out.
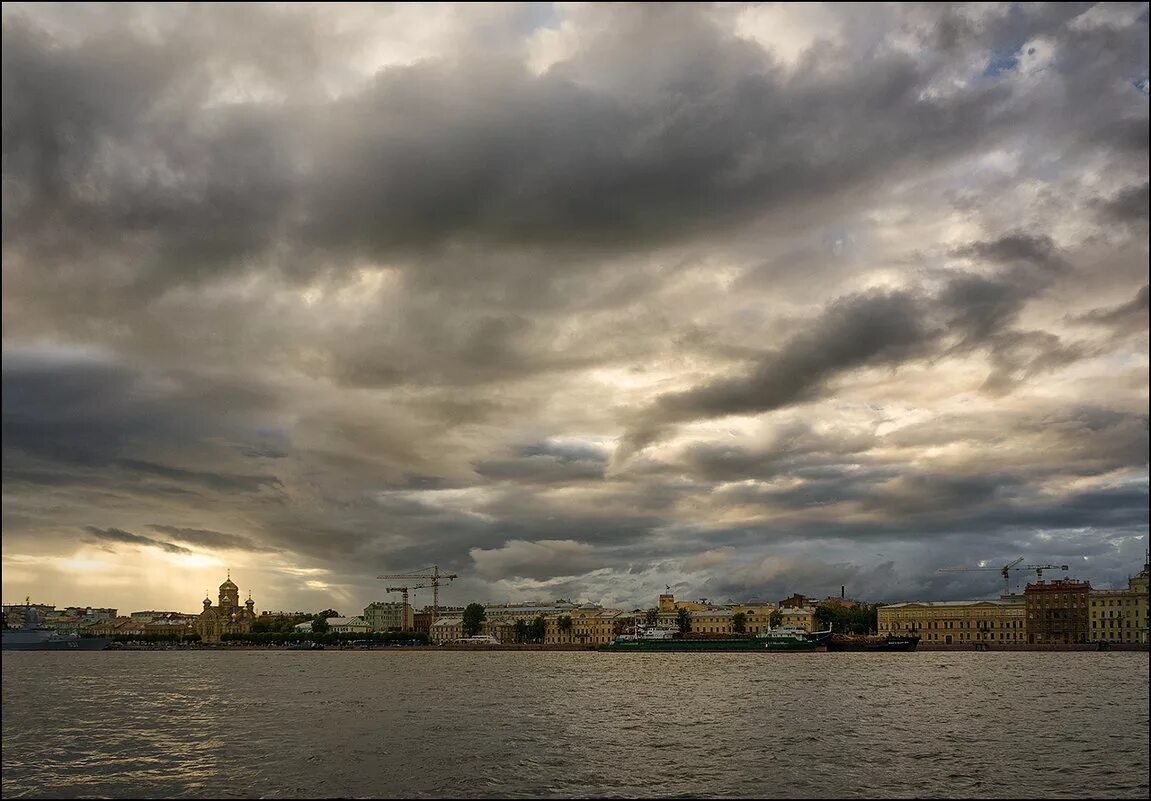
[938,557,1069,595]
[377,565,458,624]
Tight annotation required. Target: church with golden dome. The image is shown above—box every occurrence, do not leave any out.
[194,572,258,643]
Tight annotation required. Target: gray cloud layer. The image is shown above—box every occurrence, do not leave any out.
[2,3,1147,611]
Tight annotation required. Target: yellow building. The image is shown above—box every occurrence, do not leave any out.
[195,573,258,643]
[878,598,1026,645]
[778,607,816,632]
[545,607,629,645]
[1088,562,1149,644]
[653,594,777,634]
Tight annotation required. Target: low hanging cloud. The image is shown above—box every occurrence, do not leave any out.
[470,539,603,580]
[83,527,192,555]
[148,525,274,553]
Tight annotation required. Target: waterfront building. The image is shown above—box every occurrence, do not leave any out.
[327,616,373,634]
[429,617,465,643]
[653,594,777,634]
[363,601,413,632]
[778,606,817,633]
[1088,561,1149,644]
[877,597,1027,644]
[143,612,197,637]
[414,606,467,634]
[428,617,517,643]
[1025,579,1090,644]
[194,573,258,643]
[85,617,149,637]
[545,607,630,645]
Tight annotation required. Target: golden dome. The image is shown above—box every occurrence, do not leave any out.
[219,570,238,591]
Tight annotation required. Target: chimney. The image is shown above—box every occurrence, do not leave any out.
[841,585,845,599]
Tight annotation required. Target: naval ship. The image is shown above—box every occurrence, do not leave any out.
[1,600,111,651]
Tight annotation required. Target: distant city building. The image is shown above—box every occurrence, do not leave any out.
[778,593,811,609]
[260,611,311,619]
[86,617,149,638]
[363,601,413,632]
[878,597,1027,645]
[130,610,183,621]
[1025,579,1090,644]
[143,612,196,637]
[777,607,817,633]
[429,617,465,643]
[483,601,581,622]
[3,603,56,629]
[61,606,117,620]
[1088,562,1149,644]
[194,573,258,643]
[327,616,373,634]
[414,606,467,634]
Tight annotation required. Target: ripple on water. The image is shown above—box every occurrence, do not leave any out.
[2,651,1148,799]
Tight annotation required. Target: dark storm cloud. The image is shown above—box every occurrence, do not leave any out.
[2,351,285,499]
[1,1,1027,307]
[83,526,191,555]
[1096,182,1150,224]
[1,3,1146,609]
[1071,284,1149,334]
[621,234,1082,455]
[473,440,608,484]
[148,525,274,553]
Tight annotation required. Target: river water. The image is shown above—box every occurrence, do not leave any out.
[2,651,1147,799]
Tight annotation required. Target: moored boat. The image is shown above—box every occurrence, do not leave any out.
[602,624,832,652]
[826,633,920,652]
[1,601,111,651]
[761,625,832,651]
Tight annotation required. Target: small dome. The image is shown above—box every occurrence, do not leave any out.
[203,596,212,606]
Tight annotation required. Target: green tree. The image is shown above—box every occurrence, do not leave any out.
[318,609,340,619]
[513,619,528,643]
[250,619,268,633]
[769,609,783,628]
[529,615,547,643]
[557,615,573,641]
[732,611,747,635]
[311,615,330,634]
[676,607,692,635]
[644,608,659,626]
[462,603,486,637]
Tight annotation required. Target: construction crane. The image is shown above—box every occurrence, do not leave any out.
[937,557,1069,595]
[384,584,429,631]
[377,565,458,625]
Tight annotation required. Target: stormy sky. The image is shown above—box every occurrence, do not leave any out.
[2,2,1148,615]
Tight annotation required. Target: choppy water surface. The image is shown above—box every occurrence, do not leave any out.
[2,651,1148,799]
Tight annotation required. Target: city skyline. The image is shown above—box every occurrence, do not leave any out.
[3,3,1148,614]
